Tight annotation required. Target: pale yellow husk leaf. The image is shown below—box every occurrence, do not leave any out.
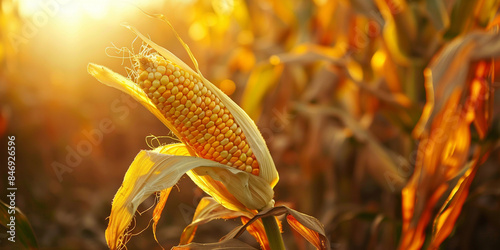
[105,143,273,249]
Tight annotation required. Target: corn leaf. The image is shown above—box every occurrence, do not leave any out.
[429,146,493,248]
[429,161,477,249]
[397,30,500,247]
[241,217,270,250]
[425,0,450,31]
[414,30,500,138]
[180,197,251,245]
[400,106,472,250]
[285,213,324,249]
[223,205,330,250]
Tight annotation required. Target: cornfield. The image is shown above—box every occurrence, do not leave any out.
[1,0,500,249]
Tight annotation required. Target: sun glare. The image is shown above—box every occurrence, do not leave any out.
[17,0,151,22]
[11,0,162,57]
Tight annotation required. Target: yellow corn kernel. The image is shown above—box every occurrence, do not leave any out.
[135,53,259,174]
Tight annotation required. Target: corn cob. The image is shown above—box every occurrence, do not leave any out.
[134,52,259,175]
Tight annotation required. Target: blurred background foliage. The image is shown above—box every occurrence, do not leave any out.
[1,0,500,249]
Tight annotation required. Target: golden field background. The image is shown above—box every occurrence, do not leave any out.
[1,0,500,249]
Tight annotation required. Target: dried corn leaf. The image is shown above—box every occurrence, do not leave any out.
[223,205,330,249]
[414,30,500,138]
[241,216,270,250]
[180,197,251,245]
[428,104,495,249]
[429,157,479,249]
[400,106,472,250]
[287,214,323,249]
